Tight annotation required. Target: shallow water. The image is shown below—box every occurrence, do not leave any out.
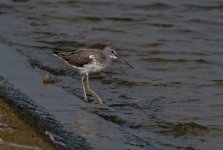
[0,0,223,149]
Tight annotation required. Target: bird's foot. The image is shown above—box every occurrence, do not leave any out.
[83,97,88,103]
[97,97,104,105]
[83,95,95,103]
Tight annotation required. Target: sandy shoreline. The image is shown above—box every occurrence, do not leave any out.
[0,98,55,150]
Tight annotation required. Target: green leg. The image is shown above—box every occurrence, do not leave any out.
[86,74,104,105]
[81,75,88,102]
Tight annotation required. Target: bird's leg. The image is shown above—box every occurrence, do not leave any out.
[86,74,104,105]
[81,75,88,102]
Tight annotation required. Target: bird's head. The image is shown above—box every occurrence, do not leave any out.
[104,47,118,59]
[103,46,134,69]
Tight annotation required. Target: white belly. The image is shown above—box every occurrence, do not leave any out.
[73,64,106,75]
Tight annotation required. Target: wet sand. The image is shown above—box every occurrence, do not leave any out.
[0,98,55,150]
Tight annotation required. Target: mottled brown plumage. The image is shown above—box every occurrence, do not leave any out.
[54,50,93,67]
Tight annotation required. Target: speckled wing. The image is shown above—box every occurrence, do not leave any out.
[53,51,93,67]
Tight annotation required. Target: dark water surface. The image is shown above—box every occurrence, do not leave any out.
[0,0,223,149]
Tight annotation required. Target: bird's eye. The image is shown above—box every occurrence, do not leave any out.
[111,50,114,53]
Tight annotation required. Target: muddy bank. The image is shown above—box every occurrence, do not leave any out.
[0,98,55,150]
[0,77,91,150]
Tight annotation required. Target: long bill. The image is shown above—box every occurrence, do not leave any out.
[118,57,134,69]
